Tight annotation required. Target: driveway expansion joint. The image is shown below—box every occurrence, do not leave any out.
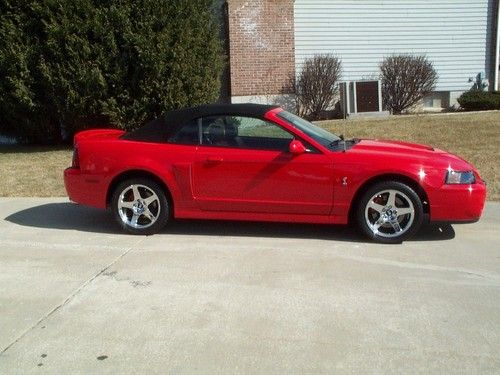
[0,237,144,356]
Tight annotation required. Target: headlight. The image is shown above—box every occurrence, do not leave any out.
[445,170,475,184]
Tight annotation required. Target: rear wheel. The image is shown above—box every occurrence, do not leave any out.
[356,181,423,244]
[111,178,169,235]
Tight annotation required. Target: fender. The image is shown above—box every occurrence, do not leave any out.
[105,158,184,210]
[331,159,431,220]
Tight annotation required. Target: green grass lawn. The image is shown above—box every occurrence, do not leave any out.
[0,111,498,200]
[0,146,72,197]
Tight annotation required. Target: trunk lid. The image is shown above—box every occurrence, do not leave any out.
[74,129,125,144]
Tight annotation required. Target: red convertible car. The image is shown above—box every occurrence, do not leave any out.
[64,104,486,243]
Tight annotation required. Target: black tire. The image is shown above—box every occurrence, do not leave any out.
[111,178,169,235]
[356,181,423,244]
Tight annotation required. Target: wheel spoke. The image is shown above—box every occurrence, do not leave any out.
[132,185,142,201]
[397,207,414,216]
[368,201,384,213]
[143,209,155,222]
[131,213,140,227]
[390,220,402,233]
[372,217,385,232]
[387,191,396,207]
[119,200,135,209]
[143,194,158,206]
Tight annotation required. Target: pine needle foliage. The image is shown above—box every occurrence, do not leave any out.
[0,0,224,143]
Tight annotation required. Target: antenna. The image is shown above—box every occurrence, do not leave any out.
[343,117,347,153]
[340,81,348,152]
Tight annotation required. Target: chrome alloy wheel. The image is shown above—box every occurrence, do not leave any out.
[117,184,161,229]
[364,189,415,238]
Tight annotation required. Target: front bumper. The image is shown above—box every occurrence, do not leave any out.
[429,181,487,222]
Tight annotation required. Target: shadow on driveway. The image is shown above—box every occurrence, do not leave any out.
[5,202,455,242]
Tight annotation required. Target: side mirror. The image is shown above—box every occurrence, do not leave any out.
[289,139,306,155]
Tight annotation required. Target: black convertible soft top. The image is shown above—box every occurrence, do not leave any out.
[122,103,280,142]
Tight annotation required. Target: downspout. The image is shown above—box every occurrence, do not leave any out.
[495,0,500,90]
[223,1,232,101]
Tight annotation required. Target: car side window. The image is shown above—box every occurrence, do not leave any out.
[168,119,200,145]
[201,116,294,151]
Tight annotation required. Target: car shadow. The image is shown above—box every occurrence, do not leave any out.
[4,202,455,242]
[5,202,119,234]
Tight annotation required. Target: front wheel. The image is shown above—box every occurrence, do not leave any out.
[356,181,423,244]
[111,178,169,235]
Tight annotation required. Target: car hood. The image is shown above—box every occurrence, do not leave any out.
[354,139,435,153]
[351,139,475,171]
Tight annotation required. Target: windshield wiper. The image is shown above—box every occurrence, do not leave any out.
[329,135,360,152]
[328,139,342,147]
[329,133,345,148]
[329,134,343,147]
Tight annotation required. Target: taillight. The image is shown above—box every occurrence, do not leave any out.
[72,147,79,168]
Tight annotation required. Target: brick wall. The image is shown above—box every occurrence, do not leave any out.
[226,0,295,97]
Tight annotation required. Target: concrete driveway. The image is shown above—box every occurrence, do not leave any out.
[0,197,499,374]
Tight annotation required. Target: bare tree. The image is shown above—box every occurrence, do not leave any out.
[380,55,438,114]
[291,54,342,120]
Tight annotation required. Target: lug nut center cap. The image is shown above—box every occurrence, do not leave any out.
[133,202,145,215]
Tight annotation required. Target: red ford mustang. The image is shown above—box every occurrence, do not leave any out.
[64,104,486,243]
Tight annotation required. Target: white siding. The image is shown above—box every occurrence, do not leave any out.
[295,0,494,91]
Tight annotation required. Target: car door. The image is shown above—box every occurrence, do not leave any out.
[191,115,334,215]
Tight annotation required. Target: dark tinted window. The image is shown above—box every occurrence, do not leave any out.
[168,119,199,145]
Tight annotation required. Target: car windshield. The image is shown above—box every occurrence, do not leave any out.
[277,110,341,148]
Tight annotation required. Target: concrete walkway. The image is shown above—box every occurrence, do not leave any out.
[0,198,499,374]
